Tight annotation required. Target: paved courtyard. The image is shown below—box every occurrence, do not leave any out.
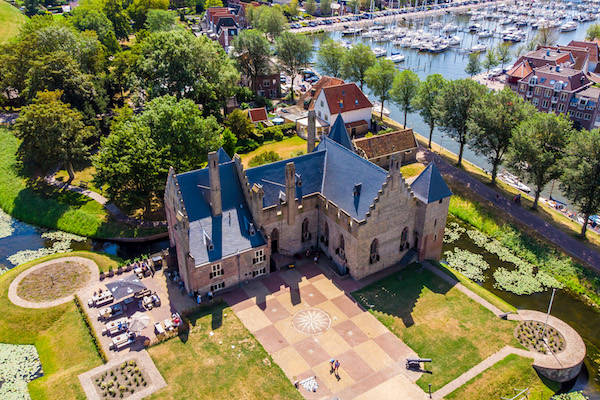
[223,259,428,400]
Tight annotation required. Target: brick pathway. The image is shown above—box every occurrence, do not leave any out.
[223,260,427,400]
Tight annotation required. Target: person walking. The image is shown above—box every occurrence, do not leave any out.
[334,360,341,380]
[329,359,335,374]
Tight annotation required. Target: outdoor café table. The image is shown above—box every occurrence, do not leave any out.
[163,319,174,331]
[111,333,128,348]
[105,318,128,336]
[94,292,114,307]
[143,296,154,310]
[98,307,112,320]
[134,267,142,278]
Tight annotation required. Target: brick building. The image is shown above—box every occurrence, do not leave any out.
[165,114,451,295]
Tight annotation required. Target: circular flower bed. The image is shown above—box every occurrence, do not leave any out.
[16,260,91,302]
[515,320,565,354]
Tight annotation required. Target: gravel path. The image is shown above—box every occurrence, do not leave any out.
[8,256,99,309]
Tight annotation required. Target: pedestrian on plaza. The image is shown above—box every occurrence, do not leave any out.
[334,360,341,380]
[329,359,335,374]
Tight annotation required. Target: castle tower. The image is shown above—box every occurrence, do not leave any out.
[307,109,316,153]
[208,151,222,216]
[285,162,296,225]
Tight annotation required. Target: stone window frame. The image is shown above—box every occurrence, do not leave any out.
[253,249,265,264]
[209,263,223,279]
[210,281,225,292]
[369,239,380,264]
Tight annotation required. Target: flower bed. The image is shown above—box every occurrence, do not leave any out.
[93,360,149,399]
[515,321,565,354]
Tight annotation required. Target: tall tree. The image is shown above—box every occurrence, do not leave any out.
[24,0,40,16]
[467,88,533,185]
[365,58,397,119]
[316,39,346,78]
[68,6,120,53]
[222,128,238,158]
[341,43,376,90]
[256,6,287,39]
[205,0,223,7]
[413,73,446,149]
[305,0,317,15]
[226,109,255,141]
[104,0,131,40]
[465,52,481,77]
[320,0,331,16]
[506,112,574,209]
[285,0,299,17]
[482,48,499,73]
[145,9,179,32]
[496,43,511,70]
[127,0,169,30]
[14,90,92,182]
[586,24,600,41]
[560,129,600,236]
[274,32,312,102]
[232,29,272,92]
[390,69,419,127]
[435,79,486,167]
[109,49,135,99]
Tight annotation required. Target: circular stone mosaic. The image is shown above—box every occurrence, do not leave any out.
[292,308,332,335]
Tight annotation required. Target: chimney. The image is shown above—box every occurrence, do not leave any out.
[208,151,222,216]
[307,110,316,153]
[285,162,296,225]
[389,154,402,189]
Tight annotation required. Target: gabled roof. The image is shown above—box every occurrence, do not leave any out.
[523,65,590,91]
[321,83,372,115]
[328,114,354,151]
[353,129,417,159]
[410,163,452,204]
[568,40,599,63]
[216,147,232,163]
[299,76,345,109]
[175,161,265,266]
[248,107,268,123]
[507,60,533,79]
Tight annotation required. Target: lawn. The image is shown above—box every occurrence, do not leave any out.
[240,136,308,168]
[0,0,26,45]
[0,128,164,239]
[400,162,426,178]
[445,354,559,400]
[55,165,106,195]
[352,263,520,392]
[147,302,302,400]
[0,252,112,399]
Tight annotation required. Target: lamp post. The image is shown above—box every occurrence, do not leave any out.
[541,288,556,341]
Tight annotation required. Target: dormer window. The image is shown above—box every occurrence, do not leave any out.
[353,183,362,197]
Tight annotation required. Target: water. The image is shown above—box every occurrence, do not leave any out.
[309,8,599,204]
[444,216,600,398]
[0,209,168,270]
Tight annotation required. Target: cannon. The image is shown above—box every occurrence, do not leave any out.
[405,358,432,370]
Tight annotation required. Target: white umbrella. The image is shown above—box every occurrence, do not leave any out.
[128,312,151,332]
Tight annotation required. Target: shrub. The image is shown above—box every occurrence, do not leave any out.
[74,295,108,362]
[273,130,284,141]
[248,151,281,167]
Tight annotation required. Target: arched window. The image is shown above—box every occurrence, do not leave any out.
[400,227,409,251]
[321,223,329,246]
[301,218,310,242]
[336,234,346,259]
[271,228,279,253]
[370,239,379,264]
[339,234,345,251]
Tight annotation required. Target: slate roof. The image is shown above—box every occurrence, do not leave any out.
[353,129,417,159]
[175,158,265,267]
[321,83,373,115]
[328,114,354,151]
[410,163,452,204]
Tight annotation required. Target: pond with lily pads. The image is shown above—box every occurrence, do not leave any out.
[442,215,600,398]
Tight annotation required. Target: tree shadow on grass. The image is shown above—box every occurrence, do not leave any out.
[352,263,454,328]
[177,301,225,344]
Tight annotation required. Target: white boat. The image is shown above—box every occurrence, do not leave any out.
[342,28,362,36]
[469,43,487,53]
[442,23,458,33]
[448,35,461,46]
[362,31,378,38]
[477,30,493,38]
[560,21,577,32]
[372,47,387,57]
[498,170,531,193]
[387,53,406,63]
[372,101,391,116]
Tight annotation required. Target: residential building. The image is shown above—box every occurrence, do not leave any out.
[313,82,373,135]
[353,128,418,168]
[298,76,345,110]
[165,114,451,295]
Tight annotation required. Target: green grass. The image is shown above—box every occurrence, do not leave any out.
[352,263,520,392]
[147,302,302,400]
[240,136,308,168]
[0,252,115,399]
[400,162,426,178]
[0,128,164,239]
[428,260,517,313]
[0,0,26,45]
[445,354,560,400]
[55,165,106,195]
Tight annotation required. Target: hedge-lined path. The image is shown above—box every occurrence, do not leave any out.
[8,256,99,308]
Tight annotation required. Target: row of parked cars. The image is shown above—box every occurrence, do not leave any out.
[289,0,496,29]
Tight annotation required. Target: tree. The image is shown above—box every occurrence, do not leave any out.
[274,32,312,102]
[586,24,600,41]
[435,79,486,167]
[365,58,397,120]
[127,0,169,30]
[145,9,178,32]
[68,6,120,53]
[316,39,346,78]
[222,128,238,158]
[24,0,40,16]
[348,0,359,12]
[496,43,511,70]
[320,0,331,16]
[305,0,317,15]
[390,69,419,127]
[256,6,287,39]
[14,90,92,182]
[341,43,376,90]
[104,0,131,40]
[535,27,557,47]
[132,30,239,114]
[205,0,223,7]
[413,74,446,148]
[467,88,533,185]
[482,48,499,73]
[285,0,299,17]
[94,117,166,216]
[232,29,272,92]
[506,112,574,209]
[226,109,255,141]
[560,129,600,236]
[465,52,481,77]
[109,50,135,99]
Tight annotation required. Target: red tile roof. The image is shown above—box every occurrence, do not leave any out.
[247,107,268,123]
[522,65,590,92]
[568,40,599,63]
[321,83,372,115]
[353,129,417,159]
[298,76,345,109]
[345,120,368,129]
[507,60,533,79]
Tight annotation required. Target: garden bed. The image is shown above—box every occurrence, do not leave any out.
[16,260,91,302]
[92,359,149,399]
[515,321,565,354]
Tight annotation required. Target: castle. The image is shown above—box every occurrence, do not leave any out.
[164,113,452,294]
